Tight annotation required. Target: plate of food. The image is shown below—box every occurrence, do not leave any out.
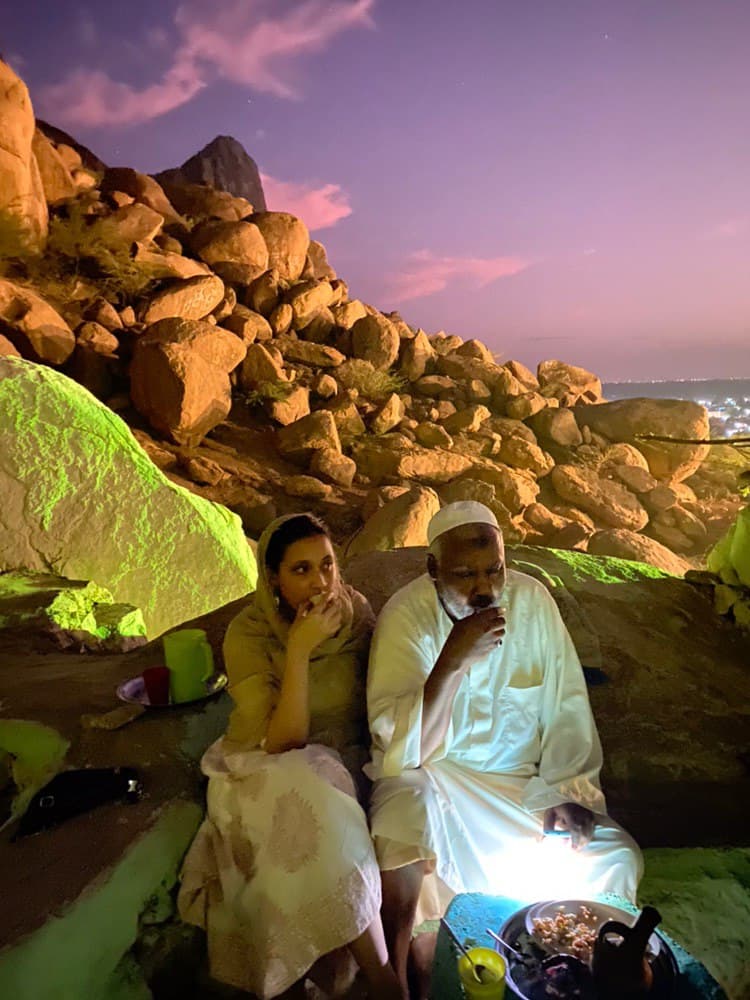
[525,900,661,964]
[495,904,677,1000]
[116,671,228,708]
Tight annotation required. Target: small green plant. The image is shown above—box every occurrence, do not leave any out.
[335,359,407,400]
[239,380,294,409]
[0,209,37,273]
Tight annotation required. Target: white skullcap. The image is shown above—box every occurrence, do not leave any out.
[427,501,500,546]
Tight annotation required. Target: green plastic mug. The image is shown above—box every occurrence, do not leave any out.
[163,629,214,704]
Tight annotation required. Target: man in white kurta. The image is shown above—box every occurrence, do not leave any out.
[366,501,642,987]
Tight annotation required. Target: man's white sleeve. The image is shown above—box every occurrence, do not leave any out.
[366,594,443,778]
[521,587,607,815]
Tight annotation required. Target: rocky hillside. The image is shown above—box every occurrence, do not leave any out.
[1,58,746,578]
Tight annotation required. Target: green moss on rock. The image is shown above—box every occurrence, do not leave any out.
[512,545,673,585]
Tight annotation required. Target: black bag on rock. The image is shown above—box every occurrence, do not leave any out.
[14,767,144,838]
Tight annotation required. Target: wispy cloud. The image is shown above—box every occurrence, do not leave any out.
[261,173,352,230]
[388,250,530,302]
[39,58,207,129]
[705,217,749,240]
[176,0,375,99]
[38,0,375,128]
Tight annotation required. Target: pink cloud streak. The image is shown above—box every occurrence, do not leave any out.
[260,173,352,230]
[38,0,375,127]
[39,58,206,129]
[389,250,531,302]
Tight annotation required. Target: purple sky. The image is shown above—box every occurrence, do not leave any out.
[5,0,750,381]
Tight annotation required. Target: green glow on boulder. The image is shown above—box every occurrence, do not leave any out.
[544,547,671,584]
[0,358,256,637]
[0,719,70,821]
[0,572,147,641]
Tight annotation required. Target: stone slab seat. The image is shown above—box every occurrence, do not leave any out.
[344,545,750,850]
[0,597,245,1000]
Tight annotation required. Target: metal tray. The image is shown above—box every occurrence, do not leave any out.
[116,672,228,708]
[495,903,679,999]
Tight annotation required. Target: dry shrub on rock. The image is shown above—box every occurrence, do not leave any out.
[0,203,160,307]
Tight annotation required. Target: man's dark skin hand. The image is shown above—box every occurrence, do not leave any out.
[420,606,505,761]
[543,802,596,849]
[442,605,506,666]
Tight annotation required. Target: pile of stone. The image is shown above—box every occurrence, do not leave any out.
[0,58,732,577]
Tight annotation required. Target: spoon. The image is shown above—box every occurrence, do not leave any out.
[440,916,488,983]
[485,926,525,960]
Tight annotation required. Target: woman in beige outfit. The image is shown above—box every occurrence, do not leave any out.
[179,514,402,999]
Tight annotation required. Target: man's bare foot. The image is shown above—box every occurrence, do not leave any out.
[408,931,438,1000]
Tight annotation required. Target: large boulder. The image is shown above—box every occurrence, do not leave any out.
[35,118,106,173]
[132,243,210,281]
[139,274,226,324]
[587,528,690,576]
[286,280,334,328]
[130,318,246,445]
[399,329,436,381]
[575,398,710,483]
[238,342,288,389]
[0,279,75,364]
[353,439,473,485]
[526,407,583,448]
[393,451,470,491]
[100,167,184,227]
[443,404,491,435]
[248,212,309,281]
[0,358,255,636]
[331,299,368,331]
[189,220,269,280]
[551,464,649,530]
[351,314,400,371]
[101,203,164,244]
[224,306,272,345]
[504,391,548,421]
[468,462,540,513]
[538,359,602,403]
[496,436,554,478]
[346,486,440,558]
[274,337,344,369]
[371,393,406,435]
[309,447,356,487]
[276,411,342,464]
[31,129,76,205]
[436,353,505,389]
[307,240,336,281]
[0,59,47,243]
[155,181,253,223]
